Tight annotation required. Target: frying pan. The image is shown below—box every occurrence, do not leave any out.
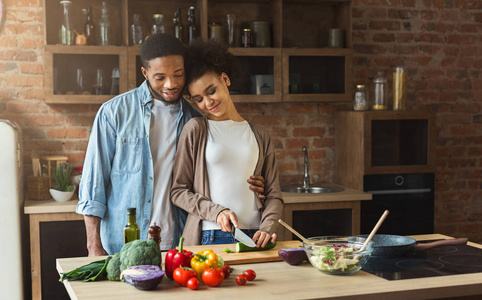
[357,234,468,258]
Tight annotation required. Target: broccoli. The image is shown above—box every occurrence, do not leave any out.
[106,253,122,281]
[119,239,161,273]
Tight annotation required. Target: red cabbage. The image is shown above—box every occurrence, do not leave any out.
[121,265,165,290]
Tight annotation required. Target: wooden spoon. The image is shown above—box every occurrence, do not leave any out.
[278,219,313,245]
[358,210,389,252]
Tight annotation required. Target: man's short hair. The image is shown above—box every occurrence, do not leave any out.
[140,33,185,69]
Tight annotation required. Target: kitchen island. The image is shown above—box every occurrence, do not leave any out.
[26,184,370,299]
[57,234,482,300]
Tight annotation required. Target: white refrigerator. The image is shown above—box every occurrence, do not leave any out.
[0,119,24,299]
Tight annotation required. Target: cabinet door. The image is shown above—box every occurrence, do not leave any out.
[44,46,128,104]
[282,48,352,102]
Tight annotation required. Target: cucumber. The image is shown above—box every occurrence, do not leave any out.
[236,241,277,252]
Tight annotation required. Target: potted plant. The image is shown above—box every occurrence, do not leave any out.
[49,163,75,202]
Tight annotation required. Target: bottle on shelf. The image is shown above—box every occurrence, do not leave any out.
[353,84,368,111]
[151,14,166,35]
[58,0,74,45]
[187,6,196,43]
[124,207,140,244]
[110,67,120,95]
[83,6,94,45]
[98,1,111,46]
[173,8,184,43]
[130,14,145,46]
[372,71,388,110]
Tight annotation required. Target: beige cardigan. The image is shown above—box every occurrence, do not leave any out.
[170,117,284,246]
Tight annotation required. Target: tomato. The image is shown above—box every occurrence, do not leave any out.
[221,265,233,279]
[236,274,247,286]
[202,268,224,287]
[173,267,197,287]
[187,277,200,290]
[243,269,256,281]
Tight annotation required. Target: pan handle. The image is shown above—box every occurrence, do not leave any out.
[416,238,468,252]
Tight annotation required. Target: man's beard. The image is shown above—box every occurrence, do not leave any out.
[146,79,181,106]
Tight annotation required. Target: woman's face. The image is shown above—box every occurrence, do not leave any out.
[188,72,232,121]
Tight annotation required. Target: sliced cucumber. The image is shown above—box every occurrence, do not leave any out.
[236,241,277,252]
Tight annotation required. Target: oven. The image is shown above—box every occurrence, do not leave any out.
[361,173,434,235]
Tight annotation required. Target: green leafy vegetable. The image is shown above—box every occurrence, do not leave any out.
[222,248,235,253]
[59,257,112,282]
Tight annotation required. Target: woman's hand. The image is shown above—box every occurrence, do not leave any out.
[248,175,266,200]
[253,231,277,248]
[216,210,238,232]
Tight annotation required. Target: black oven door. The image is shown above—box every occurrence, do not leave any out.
[361,173,434,235]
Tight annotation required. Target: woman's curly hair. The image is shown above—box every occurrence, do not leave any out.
[184,38,238,87]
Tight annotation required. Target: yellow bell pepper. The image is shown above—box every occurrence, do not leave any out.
[190,249,219,279]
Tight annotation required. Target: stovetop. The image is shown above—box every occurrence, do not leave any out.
[362,241,482,280]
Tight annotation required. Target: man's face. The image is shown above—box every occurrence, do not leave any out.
[141,55,185,104]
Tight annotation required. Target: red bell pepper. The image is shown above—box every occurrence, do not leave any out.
[165,237,193,280]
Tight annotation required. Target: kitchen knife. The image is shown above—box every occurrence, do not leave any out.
[232,224,256,247]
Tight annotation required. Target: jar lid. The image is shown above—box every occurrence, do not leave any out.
[153,14,163,18]
[243,28,251,32]
[356,84,365,88]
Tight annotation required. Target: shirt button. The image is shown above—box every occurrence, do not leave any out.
[149,177,153,181]
[147,199,151,203]
[146,114,150,117]
[146,134,148,138]
[145,220,149,224]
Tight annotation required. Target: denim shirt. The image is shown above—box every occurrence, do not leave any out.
[77,81,201,254]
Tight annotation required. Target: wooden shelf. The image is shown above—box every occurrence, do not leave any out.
[43,0,353,104]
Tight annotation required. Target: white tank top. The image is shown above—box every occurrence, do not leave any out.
[202,120,260,230]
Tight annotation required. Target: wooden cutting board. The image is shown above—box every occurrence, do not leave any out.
[183,240,303,265]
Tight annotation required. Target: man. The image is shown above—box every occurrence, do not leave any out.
[77,33,265,255]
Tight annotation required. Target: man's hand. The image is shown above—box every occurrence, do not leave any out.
[248,175,266,200]
[84,215,108,256]
[216,210,238,232]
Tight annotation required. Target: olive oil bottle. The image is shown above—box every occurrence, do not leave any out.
[124,207,140,244]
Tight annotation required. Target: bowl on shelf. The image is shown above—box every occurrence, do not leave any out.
[49,189,74,202]
[303,236,373,275]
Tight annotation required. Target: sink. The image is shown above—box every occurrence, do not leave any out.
[282,184,344,194]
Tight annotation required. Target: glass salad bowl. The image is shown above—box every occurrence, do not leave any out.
[303,236,373,275]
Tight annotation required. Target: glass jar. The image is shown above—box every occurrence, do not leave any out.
[393,66,407,111]
[152,14,165,35]
[58,0,74,45]
[353,85,368,111]
[98,2,111,46]
[130,14,145,45]
[242,28,252,47]
[372,71,388,110]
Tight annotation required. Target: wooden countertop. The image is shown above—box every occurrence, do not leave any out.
[282,184,371,203]
[24,198,80,214]
[57,234,482,300]
[24,184,370,215]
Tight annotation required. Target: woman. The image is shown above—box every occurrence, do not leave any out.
[170,38,283,247]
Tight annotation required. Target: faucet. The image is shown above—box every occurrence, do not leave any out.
[302,146,310,188]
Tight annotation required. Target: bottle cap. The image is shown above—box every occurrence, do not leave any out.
[111,68,120,78]
[153,14,163,18]
[127,207,136,215]
[356,84,365,88]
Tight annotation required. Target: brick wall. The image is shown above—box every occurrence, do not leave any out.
[1,0,481,242]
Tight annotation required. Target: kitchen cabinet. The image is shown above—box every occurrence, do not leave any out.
[335,111,437,236]
[43,0,352,104]
[335,111,436,190]
[279,185,371,241]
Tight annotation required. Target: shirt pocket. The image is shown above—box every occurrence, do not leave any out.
[112,137,141,174]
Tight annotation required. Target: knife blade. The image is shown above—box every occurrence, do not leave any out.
[232,224,256,247]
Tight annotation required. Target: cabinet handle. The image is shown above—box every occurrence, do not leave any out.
[366,188,432,195]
